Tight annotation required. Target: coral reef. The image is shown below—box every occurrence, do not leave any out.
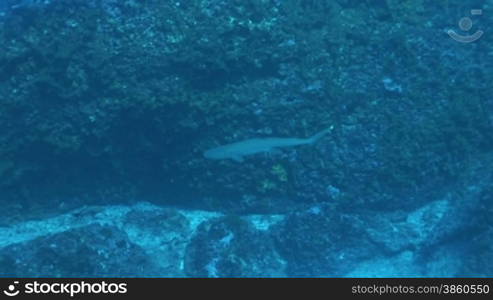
[0,1,491,277]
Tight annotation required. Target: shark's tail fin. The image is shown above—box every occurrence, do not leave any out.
[308,126,333,144]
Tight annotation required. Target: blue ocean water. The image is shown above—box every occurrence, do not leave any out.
[0,0,492,278]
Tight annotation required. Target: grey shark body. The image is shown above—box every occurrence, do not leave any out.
[204,127,333,162]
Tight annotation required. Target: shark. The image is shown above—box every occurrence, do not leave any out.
[204,126,333,162]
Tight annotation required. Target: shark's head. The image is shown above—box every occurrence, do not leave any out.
[203,147,225,160]
[204,146,245,162]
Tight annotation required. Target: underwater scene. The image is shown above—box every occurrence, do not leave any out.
[0,0,492,278]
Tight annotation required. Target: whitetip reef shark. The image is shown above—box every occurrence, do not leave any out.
[204,126,333,162]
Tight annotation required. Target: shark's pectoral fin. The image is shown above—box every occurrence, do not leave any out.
[231,155,244,162]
